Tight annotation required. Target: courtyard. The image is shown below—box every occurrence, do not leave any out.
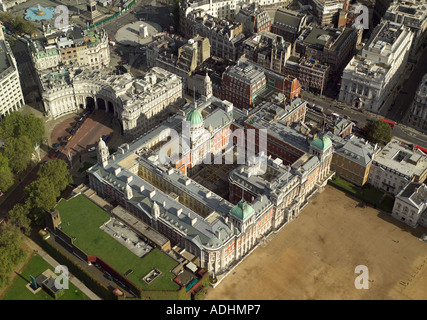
[205,185,427,300]
[187,153,241,201]
[49,109,118,162]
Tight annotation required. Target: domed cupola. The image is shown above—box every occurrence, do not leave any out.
[186,107,205,142]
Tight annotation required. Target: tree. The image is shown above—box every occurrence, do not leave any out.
[0,112,45,147]
[0,224,26,289]
[3,136,34,173]
[21,20,38,36]
[11,16,25,34]
[0,153,14,192]
[23,113,45,147]
[38,159,73,197]
[25,177,57,224]
[364,120,392,146]
[0,111,26,140]
[9,203,32,236]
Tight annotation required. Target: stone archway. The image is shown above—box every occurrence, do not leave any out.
[86,97,95,111]
[97,97,106,111]
[107,101,115,114]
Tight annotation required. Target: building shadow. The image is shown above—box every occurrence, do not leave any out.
[14,271,30,284]
[376,210,426,238]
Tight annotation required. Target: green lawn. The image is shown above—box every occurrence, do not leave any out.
[329,176,394,212]
[56,195,180,292]
[2,254,89,300]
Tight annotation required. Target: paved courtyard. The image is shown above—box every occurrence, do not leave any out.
[206,185,427,300]
[115,21,162,46]
[50,110,115,159]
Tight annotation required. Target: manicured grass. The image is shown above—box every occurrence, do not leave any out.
[2,254,89,300]
[56,195,110,248]
[56,195,180,292]
[126,249,180,291]
[328,176,394,212]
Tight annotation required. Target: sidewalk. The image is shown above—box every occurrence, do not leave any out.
[24,238,102,300]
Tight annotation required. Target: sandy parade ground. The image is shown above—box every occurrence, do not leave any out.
[206,186,427,300]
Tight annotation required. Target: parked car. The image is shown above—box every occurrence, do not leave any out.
[88,146,96,152]
[312,105,324,113]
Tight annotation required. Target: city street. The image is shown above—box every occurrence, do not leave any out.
[302,91,427,148]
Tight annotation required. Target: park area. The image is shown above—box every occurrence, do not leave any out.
[56,195,180,293]
[1,254,89,300]
[205,185,427,300]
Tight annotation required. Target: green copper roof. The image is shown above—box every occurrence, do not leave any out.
[186,108,204,125]
[230,200,254,220]
[311,135,332,150]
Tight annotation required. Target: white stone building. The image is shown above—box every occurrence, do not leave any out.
[87,94,333,276]
[392,182,427,228]
[383,0,427,57]
[338,21,413,113]
[0,40,25,119]
[368,139,427,195]
[309,0,346,26]
[38,66,183,138]
[29,27,110,72]
[180,0,288,22]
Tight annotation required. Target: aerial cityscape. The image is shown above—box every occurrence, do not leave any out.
[0,0,426,305]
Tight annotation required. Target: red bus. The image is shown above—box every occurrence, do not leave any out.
[414,145,427,154]
[379,118,395,128]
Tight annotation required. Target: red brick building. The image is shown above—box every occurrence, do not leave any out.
[283,75,301,100]
[222,61,267,110]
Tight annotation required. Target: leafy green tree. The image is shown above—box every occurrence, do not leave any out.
[364,120,393,146]
[38,159,73,197]
[3,136,34,173]
[0,224,26,289]
[21,20,38,36]
[0,153,14,192]
[0,11,14,25]
[11,16,25,34]
[0,111,26,139]
[25,177,57,224]
[9,203,32,236]
[23,114,45,147]
[0,112,45,147]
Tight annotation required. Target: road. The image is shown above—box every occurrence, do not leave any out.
[302,91,427,148]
